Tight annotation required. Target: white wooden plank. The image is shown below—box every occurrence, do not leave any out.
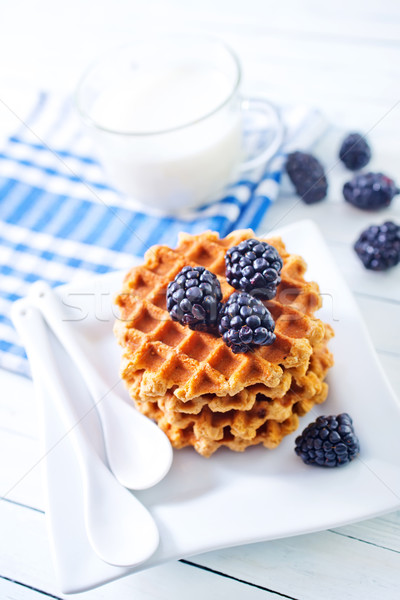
[0,429,44,512]
[0,501,284,600]
[1,371,38,438]
[0,577,61,600]
[228,36,400,105]
[195,526,400,600]
[0,373,45,512]
[332,511,400,553]
[2,0,400,100]
[157,0,400,43]
[2,498,400,600]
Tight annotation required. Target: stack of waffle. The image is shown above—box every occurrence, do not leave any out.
[114,230,334,457]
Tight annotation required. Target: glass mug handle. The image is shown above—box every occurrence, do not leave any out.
[239,97,284,172]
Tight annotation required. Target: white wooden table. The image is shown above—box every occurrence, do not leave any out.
[1,1,400,598]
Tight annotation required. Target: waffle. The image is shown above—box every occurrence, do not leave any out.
[114,230,334,456]
[130,334,333,457]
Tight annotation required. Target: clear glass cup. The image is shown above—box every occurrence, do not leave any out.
[75,35,283,213]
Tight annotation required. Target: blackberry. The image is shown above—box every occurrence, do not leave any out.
[218,292,276,354]
[343,172,399,210]
[167,266,222,331]
[286,151,328,204]
[354,221,400,271]
[339,133,371,171]
[295,413,360,468]
[225,239,283,300]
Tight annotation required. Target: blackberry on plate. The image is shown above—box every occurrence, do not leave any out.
[343,172,399,210]
[218,292,276,354]
[286,151,328,204]
[339,132,371,171]
[295,413,360,468]
[225,239,283,300]
[354,221,400,271]
[167,266,222,331]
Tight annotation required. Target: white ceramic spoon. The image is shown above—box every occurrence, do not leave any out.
[29,280,172,491]
[12,299,159,567]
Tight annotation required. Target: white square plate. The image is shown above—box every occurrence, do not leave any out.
[24,220,400,593]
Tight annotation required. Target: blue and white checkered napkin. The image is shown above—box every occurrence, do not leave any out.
[0,90,327,376]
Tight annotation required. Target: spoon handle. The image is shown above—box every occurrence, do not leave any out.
[11,299,159,567]
[12,300,95,466]
[29,281,106,401]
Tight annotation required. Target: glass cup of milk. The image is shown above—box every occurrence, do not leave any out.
[75,35,283,213]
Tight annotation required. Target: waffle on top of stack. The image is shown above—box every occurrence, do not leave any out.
[114,230,334,457]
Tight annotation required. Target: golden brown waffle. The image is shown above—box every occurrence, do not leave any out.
[114,230,334,457]
[131,338,333,457]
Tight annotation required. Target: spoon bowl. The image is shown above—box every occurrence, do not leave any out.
[29,280,173,490]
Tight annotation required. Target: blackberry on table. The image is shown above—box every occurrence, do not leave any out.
[343,172,399,210]
[354,221,400,271]
[339,133,371,171]
[295,413,360,468]
[167,266,222,331]
[225,238,283,300]
[218,292,276,354]
[286,151,328,204]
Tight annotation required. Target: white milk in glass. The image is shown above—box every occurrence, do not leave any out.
[90,63,242,210]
